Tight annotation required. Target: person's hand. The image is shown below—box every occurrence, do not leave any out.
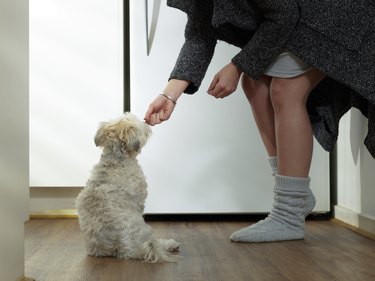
[208,62,242,99]
[144,79,188,126]
[144,94,176,126]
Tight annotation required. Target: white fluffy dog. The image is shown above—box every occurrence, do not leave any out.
[76,113,180,262]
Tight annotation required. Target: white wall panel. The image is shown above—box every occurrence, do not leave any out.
[30,0,123,186]
[130,0,330,213]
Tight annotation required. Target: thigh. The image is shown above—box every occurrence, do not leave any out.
[270,69,325,104]
[241,74,272,102]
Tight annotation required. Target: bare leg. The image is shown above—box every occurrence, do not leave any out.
[270,69,325,177]
[241,74,276,156]
[230,69,324,243]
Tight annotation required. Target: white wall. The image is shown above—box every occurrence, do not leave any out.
[335,109,375,234]
[29,0,123,187]
[0,0,29,280]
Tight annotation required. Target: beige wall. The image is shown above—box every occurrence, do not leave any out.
[0,0,29,280]
[30,187,82,214]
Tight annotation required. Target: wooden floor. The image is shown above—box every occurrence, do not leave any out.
[25,219,375,281]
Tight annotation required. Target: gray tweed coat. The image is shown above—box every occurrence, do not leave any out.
[167,0,375,158]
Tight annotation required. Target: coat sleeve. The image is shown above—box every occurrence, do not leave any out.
[232,0,300,79]
[168,1,217,94]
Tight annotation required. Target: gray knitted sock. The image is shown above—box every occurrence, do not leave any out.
[230,174,309,243]
[267,156,316,217]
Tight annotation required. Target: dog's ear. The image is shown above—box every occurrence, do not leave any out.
[94,122,109,147]
[119,126,141,152]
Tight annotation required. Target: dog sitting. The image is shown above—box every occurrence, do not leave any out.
[75,113,180,262]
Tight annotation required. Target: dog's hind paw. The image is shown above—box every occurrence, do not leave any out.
[163,239,180,252]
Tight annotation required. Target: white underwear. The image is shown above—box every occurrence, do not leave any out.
[264,52,312,78]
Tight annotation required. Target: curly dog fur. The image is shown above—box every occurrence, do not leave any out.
[76,113,180,262]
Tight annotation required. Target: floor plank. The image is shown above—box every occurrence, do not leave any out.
[25,219,375,281]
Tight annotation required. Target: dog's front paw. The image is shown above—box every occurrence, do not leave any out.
[163,239,180,252]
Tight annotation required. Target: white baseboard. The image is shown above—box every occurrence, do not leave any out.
[334,205,375,237]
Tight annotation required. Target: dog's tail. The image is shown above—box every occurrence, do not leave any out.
[141,240,180,263]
